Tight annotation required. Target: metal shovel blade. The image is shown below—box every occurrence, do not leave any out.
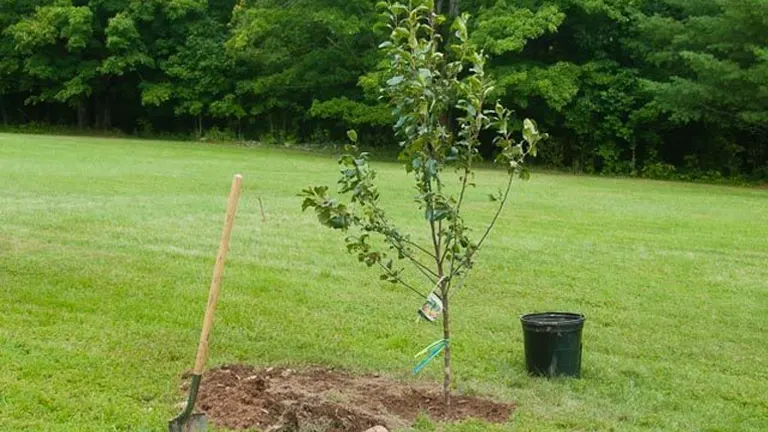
[168,413,207,432]
[169,375,207,432]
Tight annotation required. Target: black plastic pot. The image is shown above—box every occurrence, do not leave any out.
[521,312,585,377]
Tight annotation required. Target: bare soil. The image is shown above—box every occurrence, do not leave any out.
[186,365,514,431]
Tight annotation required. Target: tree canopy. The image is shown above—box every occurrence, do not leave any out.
[1,0,766,179]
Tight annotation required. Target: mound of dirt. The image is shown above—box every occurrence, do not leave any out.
[186,365,514,431]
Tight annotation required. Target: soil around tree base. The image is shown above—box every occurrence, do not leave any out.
[187,365,514,431]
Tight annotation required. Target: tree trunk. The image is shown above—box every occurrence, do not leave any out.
[442,292,452,410]
[18,108,29,123]
[77,99,88,129]
[449,0,459,17]
[435,0,458,17]
[103,97,111,130]
[429,183,451,413]
[94,97,102,129]
[1,104,7,125]
[198,114,203,138]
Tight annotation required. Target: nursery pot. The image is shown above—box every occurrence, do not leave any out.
[520,312,585,378]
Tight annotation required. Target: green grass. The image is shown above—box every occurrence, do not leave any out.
[1,133,767,432]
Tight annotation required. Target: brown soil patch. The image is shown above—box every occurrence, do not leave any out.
[187,365,514,431]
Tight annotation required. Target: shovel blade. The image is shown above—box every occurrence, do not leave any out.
[168,413,207,432]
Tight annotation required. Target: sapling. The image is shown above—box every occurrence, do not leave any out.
[301,0,546,410]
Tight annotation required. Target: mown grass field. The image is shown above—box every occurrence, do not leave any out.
[1,133,767,431]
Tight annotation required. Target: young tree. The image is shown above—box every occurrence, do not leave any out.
[301,0,546,410]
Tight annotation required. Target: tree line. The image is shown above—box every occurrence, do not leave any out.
[1,0,766,179]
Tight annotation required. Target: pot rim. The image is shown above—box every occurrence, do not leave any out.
[520,312,586,327]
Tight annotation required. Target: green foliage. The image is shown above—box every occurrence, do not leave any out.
[164,19,233,120]
[472,2,564,55]
[226,0,378,136]
[636,0,768,127]
[7,3,95,106]
[310,97,392,126]
[0,0,766,178]
[202,125,238,142]
[101,12,154,75]
[642,161,678,180]
[631,0,768,175]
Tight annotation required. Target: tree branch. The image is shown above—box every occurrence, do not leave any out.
[386,238,439,283]
[437,218,443,259]
[451,171,515,277]
[442,166,470,267]
[402,237,438,260]
[435,155,445,261]
[378,262,428,299]
[423,171,443,272]
[429,218,441,265]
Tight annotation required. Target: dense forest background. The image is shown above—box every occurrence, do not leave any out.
[1,0,766,179]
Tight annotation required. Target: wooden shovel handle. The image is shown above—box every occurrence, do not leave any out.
[193,174,243,374]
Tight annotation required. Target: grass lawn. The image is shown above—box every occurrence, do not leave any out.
[1,133,767,431]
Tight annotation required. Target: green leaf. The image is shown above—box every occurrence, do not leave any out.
[425,159,438,178]
[519,166,531,180]
[523,118,539,145]
[386,75,405,87]
[330,215,348,229]
[347,129,359,143]
[392,27,409,40]
[301,197,315,211]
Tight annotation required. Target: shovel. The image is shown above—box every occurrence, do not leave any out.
[169,174,243,432]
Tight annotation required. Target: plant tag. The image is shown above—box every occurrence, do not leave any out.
[418,293,443,322]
